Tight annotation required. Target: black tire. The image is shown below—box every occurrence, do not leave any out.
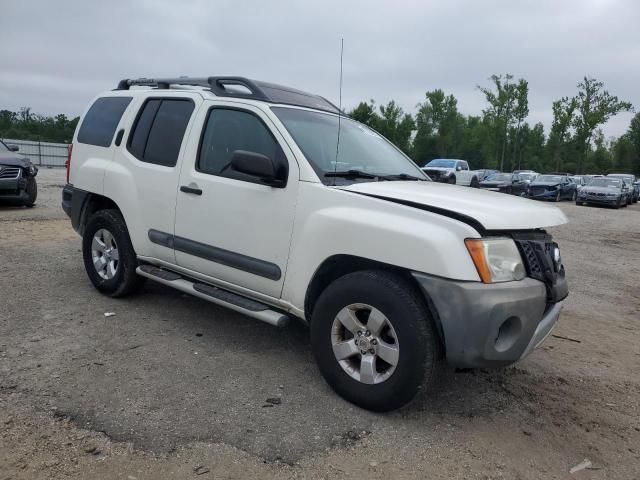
[576,201,582,206]
[23,177,37,208]
[614,198,621,209]
[310,270,440,412]
[470,176,479,188]
[82,209,145,297]
[447,175,456,185]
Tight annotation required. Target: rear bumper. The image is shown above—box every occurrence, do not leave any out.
[412,273,567,368]
[62,184,89,232]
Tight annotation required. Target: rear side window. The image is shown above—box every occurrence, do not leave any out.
[197,108,285,177]
[77,97,132,147]
[127,98,194,167]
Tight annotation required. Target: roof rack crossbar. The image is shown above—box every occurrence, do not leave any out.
[115,76,341,114]
[116,76,268,100]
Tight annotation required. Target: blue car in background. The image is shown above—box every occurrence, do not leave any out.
[527,174,577,202]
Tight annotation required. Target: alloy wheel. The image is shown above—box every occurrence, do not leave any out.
[91,228,119,280]
[331,303,399,385]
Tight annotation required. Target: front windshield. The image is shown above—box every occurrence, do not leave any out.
[608,175,633,182]
[590,178,621,188]
[426,159,456,168]
[536,175,563,183]
[486,173,511,182]
[271,107,426,183]
[520,173,537,181]
[0,141,9,152]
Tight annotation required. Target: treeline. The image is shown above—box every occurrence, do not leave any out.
[350,75,639,175]
[0,108,79,143]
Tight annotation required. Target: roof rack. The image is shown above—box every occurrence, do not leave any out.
[115,76,341,114]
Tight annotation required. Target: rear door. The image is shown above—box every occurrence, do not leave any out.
[173,101,299,298]
[104,93,201,263]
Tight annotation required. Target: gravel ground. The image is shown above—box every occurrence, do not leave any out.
[1,169,639,479]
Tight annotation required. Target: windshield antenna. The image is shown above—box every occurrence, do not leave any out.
[332,38,344,185]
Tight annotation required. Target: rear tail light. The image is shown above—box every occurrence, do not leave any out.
[66,144,73,184]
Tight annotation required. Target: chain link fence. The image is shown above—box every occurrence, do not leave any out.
[1,138,69,167]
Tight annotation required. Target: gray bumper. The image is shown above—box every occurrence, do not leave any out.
[412,273,564,368]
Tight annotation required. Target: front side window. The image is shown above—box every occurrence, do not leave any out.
[197,108,286,179]
[127,98,194,167]
[77,96,132,147]
[272,107,425,184]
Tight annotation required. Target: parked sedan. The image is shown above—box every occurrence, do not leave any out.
[607,174,638,203]
[479,172,528,195]
[527,174,577,202]
[0,140,38,207]
[576,177,628,208]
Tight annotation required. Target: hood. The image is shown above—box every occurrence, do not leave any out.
[0,151,32,169]
[337,181,567,231]
[480,180,509,187]
[530,181,560,187]
[424,166,453,172]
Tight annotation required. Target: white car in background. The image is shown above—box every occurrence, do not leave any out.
[421,159,480,187]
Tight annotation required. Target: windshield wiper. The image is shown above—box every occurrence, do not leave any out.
[378,173,427,181]
[325,169,380,179]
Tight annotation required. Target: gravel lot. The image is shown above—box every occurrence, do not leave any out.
[1,169,639,479]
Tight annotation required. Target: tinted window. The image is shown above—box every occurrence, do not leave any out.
[77,97,132,147]
[127,99,194,167]
[198,108,284,177]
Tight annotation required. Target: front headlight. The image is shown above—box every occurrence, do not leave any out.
[465,238,526,283]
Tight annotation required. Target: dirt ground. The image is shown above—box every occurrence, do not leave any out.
[1,169,639,479]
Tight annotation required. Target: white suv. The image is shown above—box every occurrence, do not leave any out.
[62,77,569,411]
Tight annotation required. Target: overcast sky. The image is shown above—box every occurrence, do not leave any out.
[1,0,638,138]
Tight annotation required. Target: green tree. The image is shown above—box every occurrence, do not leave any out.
[547,97,577,172]
[627,112,640,175]
[348,100,377,128]
[413,89,463,164]
[375,101,415,155]
[572,76,633,173]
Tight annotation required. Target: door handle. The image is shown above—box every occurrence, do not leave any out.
[180,185,203,195]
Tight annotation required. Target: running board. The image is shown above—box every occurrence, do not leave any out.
[136,265,290,327]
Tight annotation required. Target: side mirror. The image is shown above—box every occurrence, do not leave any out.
[6,144,19,152]
[230,150,284,187]
[456,165,462,171]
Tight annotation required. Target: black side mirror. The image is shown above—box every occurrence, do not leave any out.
[6,144,19,152]
[230,150,284,187]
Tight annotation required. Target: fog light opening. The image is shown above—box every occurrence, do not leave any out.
[495,316,522,353]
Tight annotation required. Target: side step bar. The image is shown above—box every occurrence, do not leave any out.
[136,265,290,327]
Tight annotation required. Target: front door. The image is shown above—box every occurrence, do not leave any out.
[173,102,299,298]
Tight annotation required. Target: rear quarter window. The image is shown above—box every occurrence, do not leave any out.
[77,97,132,147]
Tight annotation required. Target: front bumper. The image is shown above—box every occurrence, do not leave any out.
[0,175,29,201]
[578,195,619,205]
[412,273,567,368]
[527,189,558,200]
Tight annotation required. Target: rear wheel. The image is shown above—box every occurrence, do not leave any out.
[310,270,440,412]
[82,209,145,297]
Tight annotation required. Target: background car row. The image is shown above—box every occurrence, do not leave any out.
[420,159,639,208]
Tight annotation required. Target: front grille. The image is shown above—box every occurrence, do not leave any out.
[513,233,565,301]
[529,186,546,196]
[424,169,442,181]
[0,167,21,179]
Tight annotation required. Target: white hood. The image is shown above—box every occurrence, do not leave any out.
[339,181,568,231]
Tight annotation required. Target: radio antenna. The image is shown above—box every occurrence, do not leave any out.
[332,38,344,184]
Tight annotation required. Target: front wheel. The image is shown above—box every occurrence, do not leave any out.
[82,209,145,297]
[310,270,440,412]
[447,175,456,185]
[23,177,37,207]
[470,176,479,188]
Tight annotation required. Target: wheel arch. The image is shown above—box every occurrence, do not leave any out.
[303,254,445,347]
[77,192,123,236]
